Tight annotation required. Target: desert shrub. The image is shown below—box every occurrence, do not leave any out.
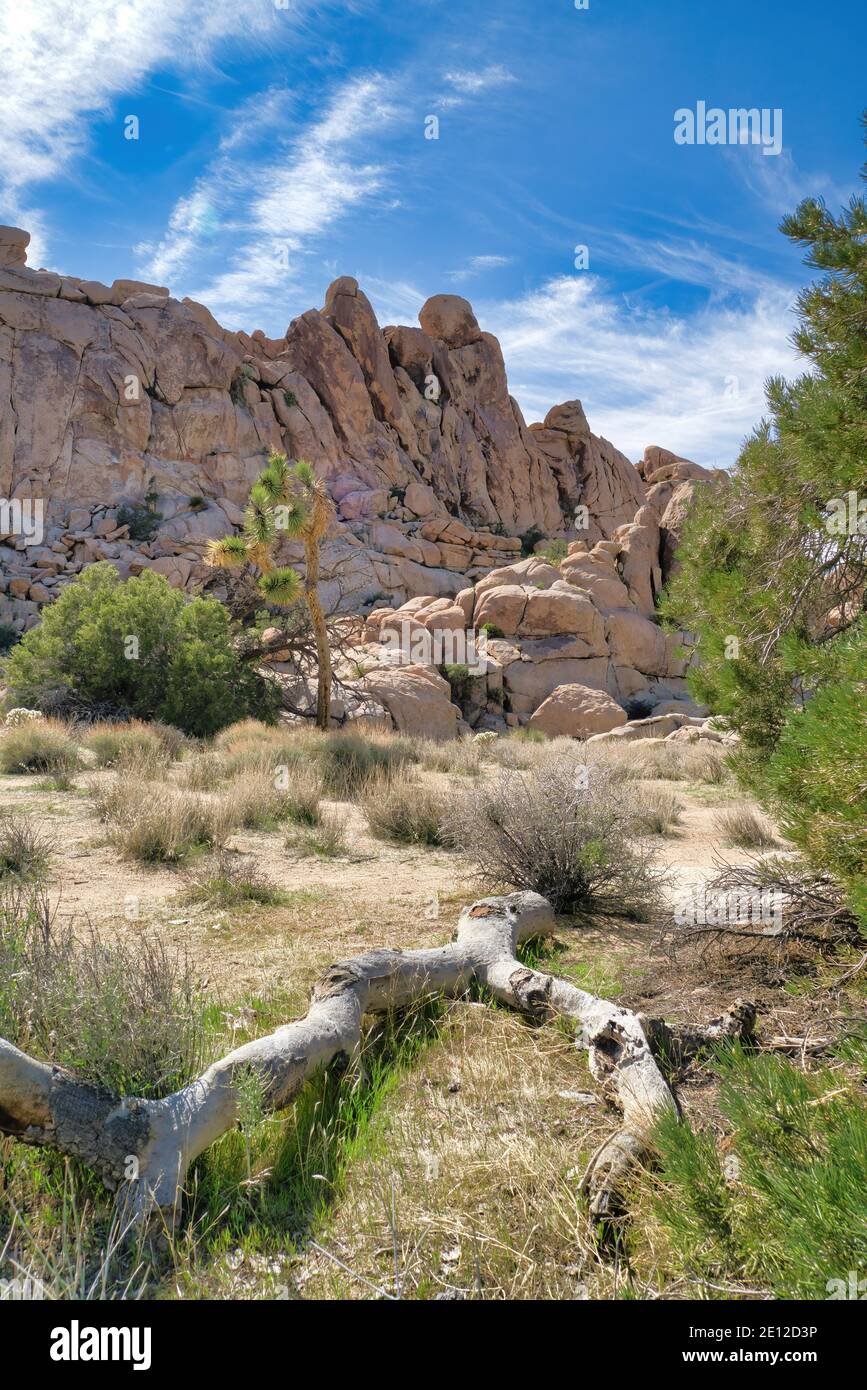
[539,538,568,567]
[38,772,77,792]
[519,525,545,557]
[115,502,161,543]
[630,786,684,836]
[510,727,547,744]
[0,883,209,1097]
[361,771,450,846]
[0,621,19,654]
[2,563,279,737]
[440,663,471,703]
[213,718,280,751]
[623,692,657,720]
[713,806,778,849]
[0,814,52,881]
[479,622,505,639]
[90,774,235,862]
[0,718,80,774]
[446,761,666,917]
[647,1042,867,1298]
[286,808,347,858]
[279,765,323,826]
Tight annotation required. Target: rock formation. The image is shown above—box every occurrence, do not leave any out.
[0,224,724,736]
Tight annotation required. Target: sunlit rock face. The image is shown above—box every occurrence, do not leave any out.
[1,227,723,734]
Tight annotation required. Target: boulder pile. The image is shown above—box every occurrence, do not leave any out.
[1,226,725,737]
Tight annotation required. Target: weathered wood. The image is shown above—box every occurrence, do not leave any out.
[0,891,750,1225]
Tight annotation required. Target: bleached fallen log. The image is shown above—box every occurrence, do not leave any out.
[0,892,749,1224]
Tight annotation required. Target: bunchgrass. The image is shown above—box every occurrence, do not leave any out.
[0,719,81,774]
[361,770,450,846]
[0,813,52,882]
[90,770,235,863]
[713,806,778,849]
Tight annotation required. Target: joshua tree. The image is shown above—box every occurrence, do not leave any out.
[207,452,334,730]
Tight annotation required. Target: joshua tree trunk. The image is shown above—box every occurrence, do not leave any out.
[304,534,331,731]
[0,891,753,1227]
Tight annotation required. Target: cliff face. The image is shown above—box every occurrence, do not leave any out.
[0,224,719,645]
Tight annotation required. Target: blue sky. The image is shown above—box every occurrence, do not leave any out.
[1,0,864,466]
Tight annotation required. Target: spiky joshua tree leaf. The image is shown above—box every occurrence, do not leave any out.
[258,566,302,606]
[205,535,249,568]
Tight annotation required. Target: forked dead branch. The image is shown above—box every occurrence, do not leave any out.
[0,890,754,1231]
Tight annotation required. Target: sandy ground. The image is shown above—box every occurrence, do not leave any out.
[0,765,782,1014]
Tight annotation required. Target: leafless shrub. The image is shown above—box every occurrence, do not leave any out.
[446,761,668,917]
[0,882,209,1097]
[703,856,860,946]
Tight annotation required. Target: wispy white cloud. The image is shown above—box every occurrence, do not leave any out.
[441,64,516,96]
[481,271,801,467]
[436,63,517,110]
[0,0,288,257]
[729,145,854,217]
[140,75,403,320]
[446,253,514,283]
[603,232,785,301]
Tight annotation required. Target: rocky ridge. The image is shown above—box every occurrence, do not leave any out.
[0,225,724,737]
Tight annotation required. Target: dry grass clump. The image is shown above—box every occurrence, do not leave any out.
[632,739,729,784]
[417,738,482,778]
[231,769,288,829]
[0,718,81,774]
[481,727,548,771]
[315,730,417,798]
[177,749,229,790]
[361,770,450,846]
[232,765,322,829]
[0,813,52,882]
[630,786,684,836]
[446,760,666,917]
[80,719,183,771]
[90,770,234,862]
[213,723,417,799]
[584,737,729,785]
[182,851,289,909]
[285,808,348,858]
[213,718,279,751]
[713,806,778,849]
